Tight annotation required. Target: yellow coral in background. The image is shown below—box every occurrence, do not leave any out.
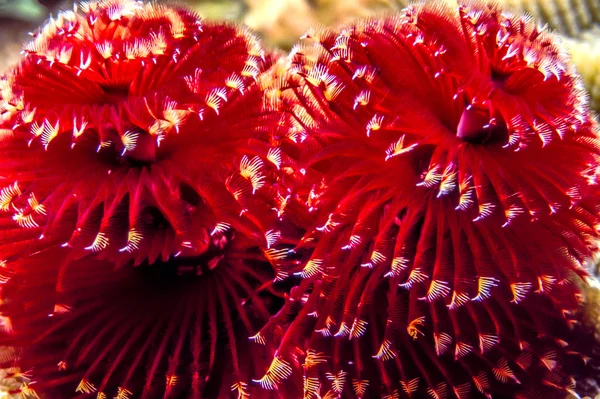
[566,28,600,112]
[574,278,600,399]
[241,0,600,48]
[492,1,600,112]
[585,284,600,342]
[499,0,600,36]
[244,0,316,48]
[242,0,406,48]
[0,346,33,398]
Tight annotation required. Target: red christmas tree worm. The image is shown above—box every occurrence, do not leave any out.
[0,1,296,397]
[254,1,600,398]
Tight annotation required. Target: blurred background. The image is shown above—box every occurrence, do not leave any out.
[3,0,600,108]
[0,0,410,70]
[2,0,600,74]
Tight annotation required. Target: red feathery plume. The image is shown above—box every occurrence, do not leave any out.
[256,1,600,398]
[0,1,293,397]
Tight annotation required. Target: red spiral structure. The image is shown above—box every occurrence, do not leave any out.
[0,1,296,397]
[257,1,600,397]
